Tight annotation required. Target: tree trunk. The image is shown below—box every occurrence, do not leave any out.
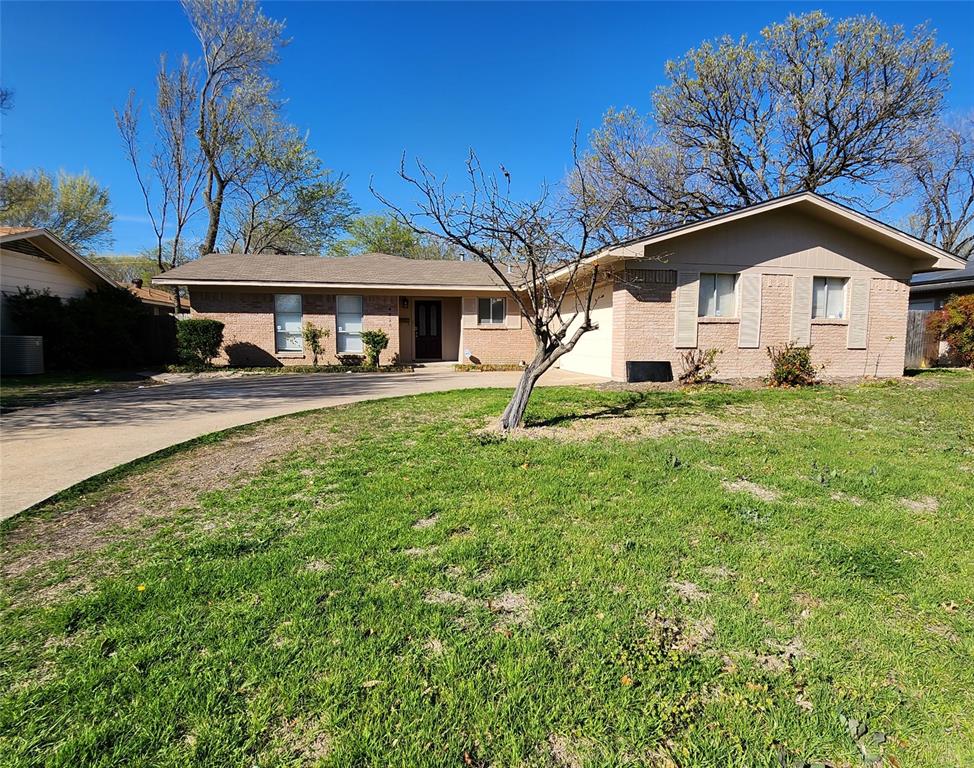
[201,175,225,255]
[498,363,544,432]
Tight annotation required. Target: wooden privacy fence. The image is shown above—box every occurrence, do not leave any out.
[904,310,940,369]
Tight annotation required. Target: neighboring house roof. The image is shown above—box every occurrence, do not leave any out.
[910,257,974,294]
[123,281,189,309]
[153,252,506,290]
[590,191,966,274]
[0,227,118,289]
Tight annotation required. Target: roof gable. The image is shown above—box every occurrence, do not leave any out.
[0,228,118,288]
[603,193,965,272]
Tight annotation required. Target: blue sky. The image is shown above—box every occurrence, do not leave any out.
[2,1,973,255]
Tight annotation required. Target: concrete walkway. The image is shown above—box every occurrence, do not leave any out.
[0,368,603,520]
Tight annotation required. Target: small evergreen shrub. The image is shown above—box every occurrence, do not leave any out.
[302,321,330,366]
[767,342,817,386]
[928,294,974,368]
[678,347,720,385]
[361,329,390,367]
[176,318,224,367]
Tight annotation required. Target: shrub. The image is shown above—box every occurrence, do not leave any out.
[767,342,817,387]
[176,318,224,367]
[678,347,720,385]
[6,285,152,369]
[927,294,974,368]
[302,321,330,366]
[360,329,390,367]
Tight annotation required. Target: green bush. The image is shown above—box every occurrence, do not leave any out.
[767,342,817,387]
[360,329,390,367]
[5,286,152,369]
[928,294,974,368]
[302,321,330,366]
[176,318,224,367]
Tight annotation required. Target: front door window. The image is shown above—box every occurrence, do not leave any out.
[414,300,442,359]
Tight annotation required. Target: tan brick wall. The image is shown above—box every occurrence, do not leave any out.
[188,288,400,366]
[611,272,910,381]
[461,324,537,365]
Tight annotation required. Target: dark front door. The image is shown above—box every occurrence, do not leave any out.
[414,300,442,359]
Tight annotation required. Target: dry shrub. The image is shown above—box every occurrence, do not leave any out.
[678,347,720,385]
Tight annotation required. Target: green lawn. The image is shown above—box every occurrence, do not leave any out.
[2,372,973,767]
[0,371,152,411]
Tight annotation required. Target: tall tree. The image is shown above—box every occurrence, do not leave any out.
[377,140,616,431]
[222,123,356,254]
[331,214,461,260]
[909,118,974,258]
[586,12,952,235]
[0,169,114,252]
[182,0,287,254]
[116,53,205,307]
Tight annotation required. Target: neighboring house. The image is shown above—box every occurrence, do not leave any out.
[0,226,118,332]
[909,257,974,310]
[123,279,190,316]
[154,193,964,379]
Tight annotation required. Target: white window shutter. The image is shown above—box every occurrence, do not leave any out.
[737,273,762,348]
[847,277,869,349]
[674,271,699,348]
[504,298,522,329]
[462,297,477,329]
[790,275,812,345]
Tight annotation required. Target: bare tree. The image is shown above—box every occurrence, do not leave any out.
[376,140,616,431]
[586,12,952,234]
[182,0,287,255]
[116,55,205,309]
[909,118,974,258]
[0,87,13,113]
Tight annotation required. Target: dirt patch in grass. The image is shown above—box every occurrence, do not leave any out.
[700,565,736,580]
[423,589,471,607]
[830,491,865,506]
[722,478,780,502]
[412,514,439,529]
[754,637,805,673]
[403,546,438,558]
[305,559,332,573]
[901,496,939,513]
[276,716,334,763]
[668,580,709,602]
[488,590,537,630]
[547,733,585,768]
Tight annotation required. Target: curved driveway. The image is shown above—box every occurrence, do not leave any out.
[0,369,602,520]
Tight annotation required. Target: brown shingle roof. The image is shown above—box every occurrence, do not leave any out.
[0,226,42,237]
[124,282,190,309]
[153,252,505,288]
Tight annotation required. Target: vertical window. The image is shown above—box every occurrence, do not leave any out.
[274,294,303,352]
[698,273,738,317]
[477,297,506,325]
[336,294,364,352]
[812,277,847,319]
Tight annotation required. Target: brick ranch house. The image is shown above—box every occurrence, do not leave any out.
[155,193,964,380]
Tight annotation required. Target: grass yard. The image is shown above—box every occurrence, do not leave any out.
[0,371,152,411]
[1,372,973,767]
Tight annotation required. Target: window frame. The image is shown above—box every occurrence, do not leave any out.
[336,294,364,353]
[697,273,739,318]
[273,293,304,353]
[811,276,848,320]
[477,297,506,325]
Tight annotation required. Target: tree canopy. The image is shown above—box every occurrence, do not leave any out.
[0,169,114,253]
[584,11,953,240]
[331,214,460,260]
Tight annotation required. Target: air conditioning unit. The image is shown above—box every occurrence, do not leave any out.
[1,335,44,375]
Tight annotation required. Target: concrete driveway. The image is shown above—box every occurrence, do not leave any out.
[0,368,603,520]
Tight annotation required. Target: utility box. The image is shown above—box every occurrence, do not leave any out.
[1,335,44,375]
